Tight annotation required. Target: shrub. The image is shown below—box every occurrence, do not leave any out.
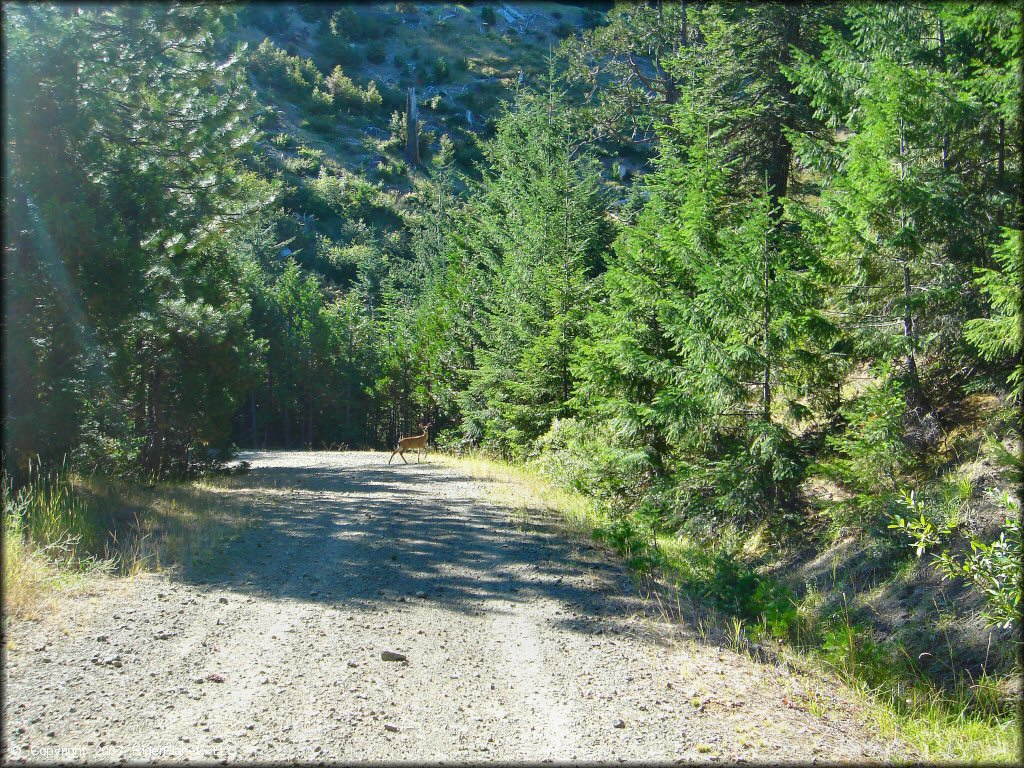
[554,22,575,38]
[310,86,335,113]
[270,133,294,149]
[303,113,337,136]
[480,5,497,26]
[534,417,655,505]
[250,40,332,118]
[891,488,1021,629]
[815,372,909,526]
[964,227,1022,402]
[366,41,387,65]
[326,67,383,114]
[429,56,449,82]
[327,7,391,41]
[316,27,362,69]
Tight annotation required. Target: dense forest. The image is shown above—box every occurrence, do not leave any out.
[3,1,1021,756]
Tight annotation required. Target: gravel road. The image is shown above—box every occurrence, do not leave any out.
[2,451,901,763]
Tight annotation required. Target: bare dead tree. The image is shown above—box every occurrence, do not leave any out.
[405,87,419,166]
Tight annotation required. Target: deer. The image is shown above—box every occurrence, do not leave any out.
[388,422,432,465]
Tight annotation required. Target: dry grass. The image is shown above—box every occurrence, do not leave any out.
[434,450,600,539]
[77,475,255,576]
[3,472,253,623]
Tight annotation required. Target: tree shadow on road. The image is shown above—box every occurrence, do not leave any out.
[170,451,682,646]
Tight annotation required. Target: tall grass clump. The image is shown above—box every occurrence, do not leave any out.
[3,457,100,560]
[2,457,105,619]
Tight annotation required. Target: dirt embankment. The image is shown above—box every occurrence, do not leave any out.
[2,451,900,763]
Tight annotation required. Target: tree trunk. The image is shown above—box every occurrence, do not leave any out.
[406,87,419,166]
[763,224,772,425]
[902,261,926,412]
[897,118,926,414]
[306,390,314,448]
[250,391,258,448]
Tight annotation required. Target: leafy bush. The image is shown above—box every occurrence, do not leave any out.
[480,5,497,25]
[270,132,294,149]
[303,113,336,135]
[891,488,1021,629]
[376,158,409,182]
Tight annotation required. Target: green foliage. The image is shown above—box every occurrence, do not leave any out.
[534,418,656,505]
[366,41,388,65]
[816,373,910,526]
[2,459,99,561]
[4,3,275,477]
[251,39,326,104]
[575,104,832,526]
[891,489,1021,629]
[327,6,392,42]
[788,4,1020,408]
[443,82,613,458]
[5,15,1022,744]
[428,56,449,82]
[964,228,1023,402]
[250,40,382,127]
[817,611,890,687]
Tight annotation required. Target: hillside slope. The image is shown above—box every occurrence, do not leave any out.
[227,2,609,290]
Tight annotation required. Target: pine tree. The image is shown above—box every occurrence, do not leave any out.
[4,4,275,475]
[452,86,613,457]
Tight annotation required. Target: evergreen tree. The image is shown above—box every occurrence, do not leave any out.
[454,87,613,457]
[787,3,1020,418]
[575,106,834,524]
[4,4,276,475]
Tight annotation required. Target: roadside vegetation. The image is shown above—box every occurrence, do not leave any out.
[439,451,1020,764]
[2,460,252,622]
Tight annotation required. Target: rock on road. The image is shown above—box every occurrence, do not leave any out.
[2,451,899,763]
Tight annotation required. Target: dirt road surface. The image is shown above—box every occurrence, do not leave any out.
[2,451,901,763]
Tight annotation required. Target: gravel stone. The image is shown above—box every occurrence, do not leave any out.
[1,451,897,763]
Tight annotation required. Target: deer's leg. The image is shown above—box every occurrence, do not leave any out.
[400,450,408,464]
[388,449,397,464]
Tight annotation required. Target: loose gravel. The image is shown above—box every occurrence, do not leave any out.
[1,451,901,763]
